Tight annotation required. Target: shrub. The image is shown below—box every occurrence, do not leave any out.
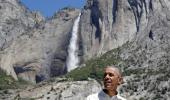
[0,69,31,90]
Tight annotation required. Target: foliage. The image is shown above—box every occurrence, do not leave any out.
[0,69,30,90]
[66,48,124,81]
[0,69,16,90]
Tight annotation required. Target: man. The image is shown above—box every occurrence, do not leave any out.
[87,65,126,100]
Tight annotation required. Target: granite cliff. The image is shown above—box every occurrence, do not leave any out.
[0,0,80,83]
[80,0,170,60]
[0,78,101,100]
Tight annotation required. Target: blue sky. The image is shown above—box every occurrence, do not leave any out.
[21,0,86,17]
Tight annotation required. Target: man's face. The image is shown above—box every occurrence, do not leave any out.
[103,67,121,91]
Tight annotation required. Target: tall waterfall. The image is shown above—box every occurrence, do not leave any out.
[66,13,81,72]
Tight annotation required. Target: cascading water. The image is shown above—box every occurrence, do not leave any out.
[66,13,81,72]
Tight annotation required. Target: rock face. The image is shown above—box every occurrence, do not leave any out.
[10,79,101,100]
[118,0,170,98]
[0,0,80,83]
[80,0,170,60]
[0,0,38,80]
[80,0,137,60]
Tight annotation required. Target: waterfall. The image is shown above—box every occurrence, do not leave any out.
[66,13,81,72]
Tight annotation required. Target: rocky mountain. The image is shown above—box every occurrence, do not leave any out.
[0,0,170,99]
[0,78,101,100]
[0,0,39,80]
[0,0,80,83]
[80,0,170,61]
[78,0,170,99]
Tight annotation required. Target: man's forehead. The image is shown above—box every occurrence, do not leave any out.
[104,67,120,75]
[105,67,118,71]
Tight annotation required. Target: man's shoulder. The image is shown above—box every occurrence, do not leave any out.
[117,95,126,100]
[87,92,98,100]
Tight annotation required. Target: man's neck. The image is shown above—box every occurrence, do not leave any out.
[103,89,118,97]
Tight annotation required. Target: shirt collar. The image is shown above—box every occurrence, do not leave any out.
[98,90,119,100]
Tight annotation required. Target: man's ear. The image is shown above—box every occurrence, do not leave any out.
[118,77,123,85]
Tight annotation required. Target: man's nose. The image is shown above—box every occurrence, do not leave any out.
[104,74,110,79]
